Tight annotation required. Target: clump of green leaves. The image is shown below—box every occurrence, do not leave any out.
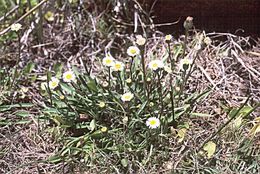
[41,17,214,172]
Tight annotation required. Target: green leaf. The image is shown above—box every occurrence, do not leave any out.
[15,110,31,117]
[203,141,216,158]
[121,158,128,167]
[87,79,98,92]
[190,112,214,118]
[23,62,35,75]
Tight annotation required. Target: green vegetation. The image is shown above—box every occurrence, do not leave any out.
[0,0,259,173]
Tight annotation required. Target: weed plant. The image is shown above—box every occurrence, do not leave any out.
[40,17,216,171]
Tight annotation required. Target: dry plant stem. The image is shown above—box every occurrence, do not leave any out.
[198,95,255,151]
[141,49,149,100]
[167,42,176,125]
[157,71,164,119]
[130,56,134,82]
[9,33,21,91]
[182,29,188,59]
[108,67,111,88]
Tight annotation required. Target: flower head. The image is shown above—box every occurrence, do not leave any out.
[48,77,60,90]
[102,54,115,67]
[127,46,140,57]
[148,59,164,71]
[98,101,106,108]
[125,78,132,84]
[180,58,193,70]
[101,127,108,132]
[146,117,160,129]
[121,92,134,102]
[136,35,146,46]
[63,70,76,82]
[165,34,172,42]
[112,61,124,71]
[10,23,22,32]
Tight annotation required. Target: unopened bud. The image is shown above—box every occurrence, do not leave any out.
[183,16,193,30]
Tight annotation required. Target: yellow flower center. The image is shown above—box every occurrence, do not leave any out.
[115,64,121,69]
[51,81,57,87]
[152,63,158,68]
[130,49,136,54]
[124,95,131,100]
[65,74,72,80]
[105,59,112,64]
[150,120,157,125]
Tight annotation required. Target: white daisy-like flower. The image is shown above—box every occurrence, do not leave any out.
[48,77,60,90]
[180,58,193,70]
[148,59,164,71]
[121,92,134,102]
[63,70,76,82]
[112,61,125,71]
[164,65,172,73]
[127,46,140,57]
[10,23,22,32]
[102,54,115,67]
[165,34,172,42]
[136,35,146,46]
[146,117,160,129]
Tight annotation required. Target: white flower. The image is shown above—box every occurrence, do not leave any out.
[10,23,22,31]
[164,65,172,73]
[165,34,172,41]
[121,92,134,102]
[112,61,125,71]
[180,58,193,70]
[63,70,76,82]
[136,35,146,46]
[146,117,160,129]
[48,77,60,90]
[102,54,115,67]
[148,59,164,71]
[127,46,140,57]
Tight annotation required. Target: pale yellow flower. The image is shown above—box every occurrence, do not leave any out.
[121,92,134,102]
[180,58,193,70]
[165,34,172,42]
[63,70,76,82]
[102,54,115,67]
[101,127,108,132]
[148,60,164,71]
[136,35,146,46]
[98,101,106,108]
[49,77,60,90]
[59,95,65,100]
[10,23,22,32]
[146,117,160,129]
[127,46,140,57]
[112,61,124,71]
[125,78,132,84]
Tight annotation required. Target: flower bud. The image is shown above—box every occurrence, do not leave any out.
[183,16,193,30]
